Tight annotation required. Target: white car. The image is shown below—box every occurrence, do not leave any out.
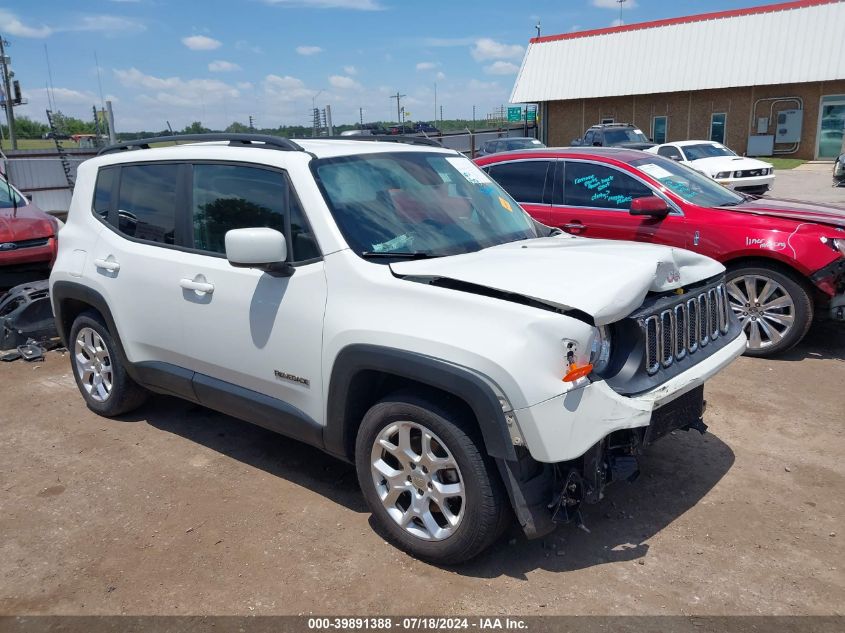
[49,133,745,564]
[647,141,774,195]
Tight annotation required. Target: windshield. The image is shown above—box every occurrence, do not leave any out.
[313,152,538,258]
[501,138,544,151]
[0,178,26,209]
[629,155,745,207]
[604,128,649,144]
[682,143,736,161]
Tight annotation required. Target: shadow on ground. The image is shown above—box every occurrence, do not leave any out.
[121,392,735,579]
[771,321,845,362]
[119,396,367,514]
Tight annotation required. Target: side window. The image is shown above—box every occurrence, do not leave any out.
[657,145,683,161]
[487,160,550,204]
[92,167,116,221]
[563,162,653,210]
[583,130,595,146]
[191,163,319,262]
[116,164,178,244]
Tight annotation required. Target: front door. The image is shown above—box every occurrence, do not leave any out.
[178,162,327,424]
[547,160,689,248]
[484,159,553,224]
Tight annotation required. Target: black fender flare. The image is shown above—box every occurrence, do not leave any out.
[324,344,517,462]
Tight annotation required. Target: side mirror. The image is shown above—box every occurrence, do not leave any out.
[225,228,293,276]
[23,192,33,202]
[629,196,670,218]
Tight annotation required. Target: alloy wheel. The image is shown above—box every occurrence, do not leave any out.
[370,421,465,541]
[74,327,114,402]
[726,274,795,350]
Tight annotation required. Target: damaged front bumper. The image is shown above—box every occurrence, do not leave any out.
[498,331,746,539]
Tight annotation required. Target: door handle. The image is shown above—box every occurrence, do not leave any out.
[563,222,586,233]
[94,258,120,272]
[180,278,215,294]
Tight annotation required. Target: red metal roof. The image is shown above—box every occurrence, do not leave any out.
[530,0,841,44]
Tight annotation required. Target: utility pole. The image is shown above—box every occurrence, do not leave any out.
[359,107,364,129]
[472,105,476,132]
[434,82,437,125]
[249,115,255,131]
[0,35,17,149]
[389,91,405,130]
[440,105,443,124]
[616,0,626,25]
[105,100,116,143]
[535,20,541,38]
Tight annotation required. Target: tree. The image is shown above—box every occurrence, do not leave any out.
[224,121,250,133]
[182,121,210,135]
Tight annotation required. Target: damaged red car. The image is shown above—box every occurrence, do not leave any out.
[477,148,845,357]
[1,176,60,288]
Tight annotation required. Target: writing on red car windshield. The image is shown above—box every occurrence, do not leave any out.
[573,173,633,206]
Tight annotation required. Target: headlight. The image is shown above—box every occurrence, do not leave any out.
[734,171,744,178]
[589,325,612,375]
[715,171,731,179]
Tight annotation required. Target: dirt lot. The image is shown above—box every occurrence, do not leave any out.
[2,166,844,617]
[0,319,843,616]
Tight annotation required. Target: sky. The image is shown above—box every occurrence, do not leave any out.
[2,0,783,132]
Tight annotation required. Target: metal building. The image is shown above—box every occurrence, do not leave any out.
[511,0,845,160]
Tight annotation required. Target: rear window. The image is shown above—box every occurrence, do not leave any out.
[116,164,178,244]
[92,167,116,221]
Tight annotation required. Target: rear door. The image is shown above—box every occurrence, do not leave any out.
[485,159,553,224]
[547,159,690,247]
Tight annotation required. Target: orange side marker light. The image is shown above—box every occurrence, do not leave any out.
[563,363,593,382]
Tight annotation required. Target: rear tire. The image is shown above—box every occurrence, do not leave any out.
[68,311,148,416]
[725,265,813,357]
[355,393,509,564]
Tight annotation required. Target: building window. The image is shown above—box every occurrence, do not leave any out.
[817,95,845,160]
[652,116,667,144]
[710,113,727,144]
[601,117,615,124]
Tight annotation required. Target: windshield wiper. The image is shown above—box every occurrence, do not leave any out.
[361,251,439,259]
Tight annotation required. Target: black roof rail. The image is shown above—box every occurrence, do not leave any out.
[98,133,304,156]
[317,135,443,148]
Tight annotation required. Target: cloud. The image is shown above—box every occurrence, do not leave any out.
[611,18,625,26]
[328,75,362,90]
[483,61,519,75]
[114,67,239,108]
[468,79,499,92]
[263,74,313,101]
[296,45,323,55]
[0,9,52,37]
[471,38,524,61]
[435,71,445,81]
[343,65,357,75]
[208,60,241,72]
[235,40,263,54]
[236,81,254,90]
[593,0,636,7]
[182,35,222,51]
[262,0,383,9]
[67,15,146,33]
[415,62,438,71]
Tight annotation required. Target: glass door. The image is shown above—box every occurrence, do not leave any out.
[817,96,845,159]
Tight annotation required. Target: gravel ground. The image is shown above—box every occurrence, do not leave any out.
[1,167,843,617]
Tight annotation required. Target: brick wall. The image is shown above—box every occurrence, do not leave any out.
[543,80,845,160]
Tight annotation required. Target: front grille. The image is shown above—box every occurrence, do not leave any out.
[643,282,731,375]
[735,169,768,178]
[0,237,50,250]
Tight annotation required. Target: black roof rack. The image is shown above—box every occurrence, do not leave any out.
[98,133,304,156]
[315,135,443,148]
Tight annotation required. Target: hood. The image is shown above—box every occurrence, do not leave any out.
[612,141,656,150]
[690,156,771,173]
[724,197,845,228]
[0,208,55,243]
[390,237,724,326]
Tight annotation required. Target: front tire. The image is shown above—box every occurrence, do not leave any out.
[725,265,813,357]
[355,394,508,564]
[69,311,148,416]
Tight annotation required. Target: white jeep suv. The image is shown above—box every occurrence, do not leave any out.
[50,134,746,564]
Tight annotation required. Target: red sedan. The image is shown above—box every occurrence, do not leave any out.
[1,176,60,288]
[476,148,845,357]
